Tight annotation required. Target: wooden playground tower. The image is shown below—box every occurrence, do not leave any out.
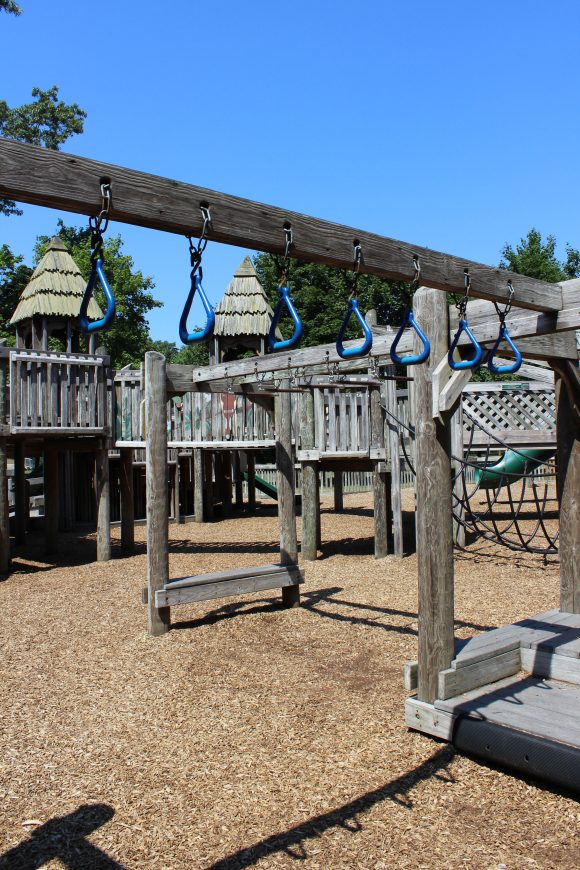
[1,138,579,791]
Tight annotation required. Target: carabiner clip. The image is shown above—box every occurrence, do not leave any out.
[268,285,303,351]
[448,319,483,370]
[179,272,215,344]
[336,297,373,359]
[79,258,116,333]
[487,322,522,375]
[390,307,430,366]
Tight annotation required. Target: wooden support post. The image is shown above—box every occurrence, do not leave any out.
[385,368,403,556]
[193,448,205,522]
[204,452,214,520]
[233,451,244,509]
[370,385,389,558]
[246,452,256,511]
[95,442,111,562]
[145,351,170,635]
[14,440,27,545]
[0,354,9,575]
[44,445,59,556]
[333,471,344,512]
[60,452,75,532]
[414,287,455,705]
[300,389,319,561]
[120,446,135,552]
[220,451,232,517]
[451,401,466,548]
[171,457,181,523]
[276,381,300,607]
[556,375,580,613]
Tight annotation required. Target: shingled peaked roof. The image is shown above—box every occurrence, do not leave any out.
[214,256,277,338]
[10,236,104,325]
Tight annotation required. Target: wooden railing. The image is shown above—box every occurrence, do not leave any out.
[9,349,111,435]
[462,382,556,447]
[114,369,275,446]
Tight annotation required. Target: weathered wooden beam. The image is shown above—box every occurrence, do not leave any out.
[415,288,455,705]
[95,444,111,562]
[300,389,319,562]
[0,354,9,575]
[120,446,134,552]
[555,373,580,613]
[44,445,59,556]
[275,381,300,607]
[0,138,561,311]
[145,352,170,635]
[370,385,389,558]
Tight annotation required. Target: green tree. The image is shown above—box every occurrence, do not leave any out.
[0,244,32,344]
[500,228,580,282]
[35,222,162,368]
[253,254,408,348]
[0,1,22,14]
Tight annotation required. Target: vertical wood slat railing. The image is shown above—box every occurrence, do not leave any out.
[9,349,111,434]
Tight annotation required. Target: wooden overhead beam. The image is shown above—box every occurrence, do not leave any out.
[0,137,561,312]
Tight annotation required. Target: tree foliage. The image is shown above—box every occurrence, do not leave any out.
[500,228,580,282]
[252,253,408,348]
[34,222,162,368]
[0,244,32,344]
[0,1,22,14]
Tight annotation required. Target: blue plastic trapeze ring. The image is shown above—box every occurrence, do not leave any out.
[79,258,116,333]
[268,285,303,351]
[335,297,373,359]
[179,273,215,344]
[487,323,522,375]
[390,308,430,365]
[448,318,483,370]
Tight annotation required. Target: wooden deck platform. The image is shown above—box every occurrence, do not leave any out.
[406,610,580,793]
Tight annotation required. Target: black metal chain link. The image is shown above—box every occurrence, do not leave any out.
[187,205,212,280]
[347,242,362,299]
[88,182,111,264]
[493,280,515,325]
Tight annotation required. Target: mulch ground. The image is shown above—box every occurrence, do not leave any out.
[1,493,578,870]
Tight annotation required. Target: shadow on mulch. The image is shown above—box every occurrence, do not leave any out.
[0,803,124,870]
[172,586,495,636]
[207,746,456,869]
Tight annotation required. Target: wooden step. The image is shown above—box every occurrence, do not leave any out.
[156,564,303,608]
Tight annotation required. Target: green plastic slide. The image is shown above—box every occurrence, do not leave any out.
[475,448,555,489]
[242,471,278,500]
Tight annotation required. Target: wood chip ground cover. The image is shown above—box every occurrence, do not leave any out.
[1,493,578,869]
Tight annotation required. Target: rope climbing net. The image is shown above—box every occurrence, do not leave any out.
[384,400,559,556]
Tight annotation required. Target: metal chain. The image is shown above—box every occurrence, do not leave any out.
[455,269,471,319]
[347,242,362,299]
[88,181,111,263]
[493,279,515,324]
[187,205,212,278]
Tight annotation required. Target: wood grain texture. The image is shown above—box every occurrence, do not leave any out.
[300,389,319,562]
[120,447,134,552]
[43,445,59,556]
[0,138,560,312]
[0,357,8,574]
[370,385,389,558]
[275,382,300,607]
[145,352,170,635]
[414,288,455,705]
[556,377,580,613]
[95,444,111,562]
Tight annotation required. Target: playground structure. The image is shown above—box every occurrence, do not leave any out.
[0,137,579,793]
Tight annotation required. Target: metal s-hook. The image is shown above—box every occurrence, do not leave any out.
[389,256,430,365]
[448,270,483,370]
[487,281,522,375]
[336,242,373,359]
[268,223,303,351]
[179,206,216,344]
[79,181,117,333]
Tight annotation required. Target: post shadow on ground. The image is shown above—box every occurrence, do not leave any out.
[0,804,125,870]
[208,746,456,869]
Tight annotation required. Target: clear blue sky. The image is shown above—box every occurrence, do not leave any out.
[2,0,579,341]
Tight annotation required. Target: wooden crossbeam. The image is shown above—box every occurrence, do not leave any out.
[0,137,561,312]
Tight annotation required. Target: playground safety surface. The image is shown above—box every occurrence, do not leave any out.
[1,493,577,870]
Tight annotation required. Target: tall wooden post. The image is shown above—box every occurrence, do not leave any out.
[385,368,403,556]
[193,448,205,522]
[0,352,9,575]
[171,457,181,523]
[556,374,580,613]
[233,451,244,509]
[203,452,214,520]
[451,401,466,547]
[44,445,59,555]
[300,389,319,561]
[120,447,135,552]
[145,351,170,635]
[95,442,111,562]
[414,287,455,704]
[276,381,300,606]
[14,440,27,545]
[246,452,256,511]
[370,385,389,558]
[333,471,344,512]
